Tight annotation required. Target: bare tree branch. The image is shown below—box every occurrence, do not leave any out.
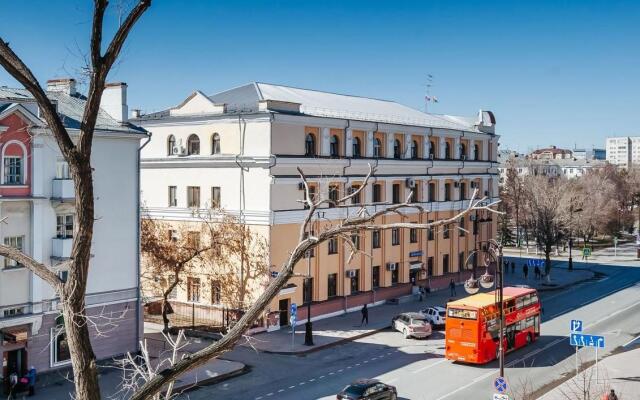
[0,244,63,289]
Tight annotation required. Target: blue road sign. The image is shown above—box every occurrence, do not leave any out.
[570,333,605,348]
[570,320,583,332]
[494,377,508,394]
[270,271,279,278]
[290,303,297,317]
[527,259,545,268]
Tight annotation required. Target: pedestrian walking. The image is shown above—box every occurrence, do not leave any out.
[607,389,618,400]
[360,304,369,326]
[27,366,36,396]
[511,261,515,274]
[449,279,457,296]
[534,265,540,280]
[8,370,18,399]
[523,264,529,280]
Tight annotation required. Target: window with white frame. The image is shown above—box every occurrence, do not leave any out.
[3,236,24,268]
[56,215,74,239]
[187,186,200,208]
[4,156,22,184]
[56,160,70,179]
[52,316,71,365]
[211,186,221,208]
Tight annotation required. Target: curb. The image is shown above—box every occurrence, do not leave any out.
[260,325,391,356]
[535,269,596,292]
[171,362,251,393]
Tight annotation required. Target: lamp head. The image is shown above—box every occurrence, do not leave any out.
[464,278,480,294]
[479,272,495,289]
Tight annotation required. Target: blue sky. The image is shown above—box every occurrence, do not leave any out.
[1,0,639,151]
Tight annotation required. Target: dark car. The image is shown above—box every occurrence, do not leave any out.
[337,379,397,400]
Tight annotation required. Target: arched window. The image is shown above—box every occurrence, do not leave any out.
[1,140,27,185]
[187,134,200,155]
[167,135,176,156]
[211,133,221,155]
[411,140,419,159]
[429,140,436,159]
[352,137,361,158]
[474,144,480,160]
[460,143,466,160]
[393,139,402,159]
[373,138,382,158]
[305,134,316,157]
[330,135,340,157]
[444,142,451,160]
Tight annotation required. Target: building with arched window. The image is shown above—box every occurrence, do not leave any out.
[135,82,498,331]
[0,79,147,374]
[211,133,221,154]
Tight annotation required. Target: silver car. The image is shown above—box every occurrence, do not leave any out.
[391,312,432,339]
[421,306,447,327]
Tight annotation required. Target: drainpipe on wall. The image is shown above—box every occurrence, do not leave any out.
[136,131,152,353]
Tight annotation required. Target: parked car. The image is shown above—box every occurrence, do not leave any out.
[391,312,432,338]
[337,379,397,400]
[421,306,446,327]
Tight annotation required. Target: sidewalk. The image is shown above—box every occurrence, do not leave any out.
[540,347,640,400]
[26,326,247,399]
[244,264,592,355]
[503,241,640,265]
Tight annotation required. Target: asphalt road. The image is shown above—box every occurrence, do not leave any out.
[182,261,640,400]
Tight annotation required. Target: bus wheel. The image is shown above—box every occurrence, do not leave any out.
[526,333,532,344]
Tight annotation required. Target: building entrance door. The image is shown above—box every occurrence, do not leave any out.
[2,348,27,395]
[279,299,290,327]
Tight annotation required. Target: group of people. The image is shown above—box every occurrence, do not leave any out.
[505,261,544,280]
[7,366,36,398]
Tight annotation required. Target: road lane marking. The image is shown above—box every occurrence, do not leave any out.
[299,382,305,386]
[288,385,295,389]
[319,375,325,379]
[411,359,447,373]
[266,393,273,397]
[277,389,284,393]
[309,378,315,382]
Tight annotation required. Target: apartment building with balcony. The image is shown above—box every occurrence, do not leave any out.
[0,79,146,379]
[135,82,499,331]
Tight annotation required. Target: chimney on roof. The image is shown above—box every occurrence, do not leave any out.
[100,82,128,124]
[47,78,76,96]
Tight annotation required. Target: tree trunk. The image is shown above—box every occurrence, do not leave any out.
[162,274,180,333]
[65,161,102,400]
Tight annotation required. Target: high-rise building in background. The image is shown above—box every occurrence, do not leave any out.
[606,136,640,168]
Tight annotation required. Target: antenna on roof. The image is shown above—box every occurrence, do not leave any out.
[424,74,438,113]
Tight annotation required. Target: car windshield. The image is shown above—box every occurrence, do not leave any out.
[411,317,426,324]
[342,384,367,396]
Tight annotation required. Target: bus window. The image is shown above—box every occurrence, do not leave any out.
[448,308,478,320]
[516,297,525,309]
[530,293,539,304]
[523,294,532,307]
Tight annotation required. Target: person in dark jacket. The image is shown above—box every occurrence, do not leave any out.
[523,264,529,279]
[27,366,36,396]
[449,279,457,296]
[360,304,369,326]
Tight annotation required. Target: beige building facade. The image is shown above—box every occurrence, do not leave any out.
[136,83,499,331]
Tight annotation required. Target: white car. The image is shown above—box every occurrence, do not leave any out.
[421,306,446,327]
[391,312,432,339]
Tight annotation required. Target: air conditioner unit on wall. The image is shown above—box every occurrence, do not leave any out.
[386,263,397,271]
[346,269,358,278]
[405,178,416,189]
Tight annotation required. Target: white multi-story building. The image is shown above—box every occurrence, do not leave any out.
[0,79,145,379]
[606,136,640,168]
[135,82,499,331]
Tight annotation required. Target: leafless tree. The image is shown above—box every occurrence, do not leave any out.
[0,1,150,399]
[128,165,500,400]
[501,157,525,246]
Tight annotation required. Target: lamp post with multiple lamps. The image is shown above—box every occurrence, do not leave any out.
[464,238,505,378]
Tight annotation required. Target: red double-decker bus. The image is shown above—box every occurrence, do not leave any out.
[445,287,541,364]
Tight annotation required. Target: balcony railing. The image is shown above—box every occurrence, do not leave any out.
[52,237,73,259]
[52,179,74,201]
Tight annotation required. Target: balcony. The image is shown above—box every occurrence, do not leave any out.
[52,237,73,259]
[52,179,74,201]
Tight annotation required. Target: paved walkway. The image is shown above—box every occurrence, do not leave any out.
[504,241,640,265]
[244,261,593,355]
[540,347,640,400]
[25,326,246,400]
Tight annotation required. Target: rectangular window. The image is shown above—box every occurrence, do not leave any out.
[372,266,380,289]
[459,252,465,272]
[168,186,177,207]
[328,237,338,254]
[444,183,451,201]
[427,220,434,241]
[328,185,339,208]
[427,257,434,276]
[411,182,420,202]
[428,182,436,202]
[372,230,381,248]
[211,186,221,208]
[410,228,418,243]
[350,270,359,294]
[443,254,450,274]
[391,265,399,285]
[56,160,70,179]
[327,273,337,298]
[460,182,466,200]
[187,277,200,302]
[473,218,479,235]
[443,224,450,239]
[391,228,400,246]
[56,214,74,239]
[303,232,315,257]
[53,327,71,365]
[350,185,361,205]
[187,186,200,208]
[304,185,317,209]
[373,183,383,203]
[459,218,465,237]
[303,277,313,303]
[3,156,22,185]
[211,281,221,304]
[187,231,200,249]
[351,233,360,250]
[392,183,401,204]
[3,236,24,268]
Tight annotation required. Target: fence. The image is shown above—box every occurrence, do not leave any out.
[144,300,263,331]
